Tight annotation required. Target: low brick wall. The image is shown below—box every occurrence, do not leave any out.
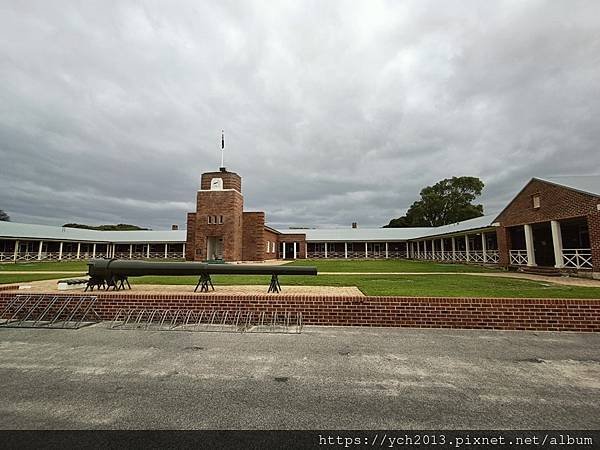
[1,291,599,332]
[0,285,18,292]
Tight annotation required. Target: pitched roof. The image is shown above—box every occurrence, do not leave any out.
[535,175,600,197]
[275,215,495,241]
[0,221,186,243]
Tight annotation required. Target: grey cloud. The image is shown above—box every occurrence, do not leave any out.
[1,0,599,230]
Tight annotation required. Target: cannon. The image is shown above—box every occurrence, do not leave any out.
[85,259,317,293]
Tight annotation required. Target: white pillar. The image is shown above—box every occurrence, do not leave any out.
[365,242,368,258]
[524,224,536,266]
[129,244,133,259]
[324,242,327,258]
[164,243,168,259]
[38,241,43,260]
[441,239,445,260]
[293,242,297,259]
[13,240,19,261]
[305,242,308,259]
[182,243,186,258]
[58,241,63,260]
[481,233,487,263]
[76,242,80,259]
[385,242,389,259]
[92,243,97,258]
[146,244,150,258]
[452,237,456,260]
[464,235,470,262]
[283,242,286,259]
[431,240,435,259]
[550,221,564,268]
[344,242,348,259]
[114,244,117,258]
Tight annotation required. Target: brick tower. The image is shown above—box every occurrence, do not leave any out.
[186,168,244,261]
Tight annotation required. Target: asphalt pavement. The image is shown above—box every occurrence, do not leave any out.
[0,325,599,429]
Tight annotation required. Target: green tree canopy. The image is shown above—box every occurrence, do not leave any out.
[0,209,10,221]
[62,223,149,231]
[384,176,485,228]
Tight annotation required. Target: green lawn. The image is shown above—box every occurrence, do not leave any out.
[0,261,89,272]
[2,259,598,299]
[287,259,500,273]
[0,273,79,284]
[0,258,497,274]
[130,274,600,299]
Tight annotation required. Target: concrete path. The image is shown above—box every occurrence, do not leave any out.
[0,326,598,429]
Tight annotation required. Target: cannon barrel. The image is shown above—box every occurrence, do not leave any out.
[87,259,317,278]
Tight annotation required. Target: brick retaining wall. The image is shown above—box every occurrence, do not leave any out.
[1,292,599,332]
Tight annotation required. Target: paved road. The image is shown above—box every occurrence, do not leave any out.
[0,326,599,429]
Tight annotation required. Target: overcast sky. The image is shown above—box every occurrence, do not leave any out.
[1,1,599,230]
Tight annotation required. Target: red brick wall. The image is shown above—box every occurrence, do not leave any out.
[264,228,279,259]
[496,227,510,267]
[278,233,307,259]
[242,212,265,261]
[194,190,244,261]
[1,292,598,332]
[185,212,196,261]
[588,212,600,272]
[495,179,600,227]
[200,171,242,192]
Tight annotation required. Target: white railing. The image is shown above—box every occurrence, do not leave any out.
[562,248,592,270]
[486,250,500,264]
[15,252,39,261]
[510,249,528,265]
[387,251,408,259]
[0,250,186,262]
[453,251,467,262]
[469,251,485,263]
[0,252,15,261]
[347,251,367,259]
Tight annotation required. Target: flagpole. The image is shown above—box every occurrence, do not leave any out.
[220,130,225,169]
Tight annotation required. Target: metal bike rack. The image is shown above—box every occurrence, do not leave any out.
[109,308,303,334]
[0,294,100,329]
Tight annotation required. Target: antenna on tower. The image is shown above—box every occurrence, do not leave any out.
[220,130,225,170]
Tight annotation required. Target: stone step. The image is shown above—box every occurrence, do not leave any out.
[517,266,562,277]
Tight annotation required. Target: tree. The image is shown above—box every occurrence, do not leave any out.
[384,176,484,228]
[0,209,9,221]
[62,223,149,231]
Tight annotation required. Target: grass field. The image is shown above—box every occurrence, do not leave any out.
[288,259,500,272]
[0,273,79,284]
[130,274,600,299]
[2,259,599,299]
[0,259,497,273]
[0,261,88,272]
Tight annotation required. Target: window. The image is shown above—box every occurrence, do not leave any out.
[532,194,541,209]
[266,242,270,253]
[218,215,224,224]
[207,216,213,224]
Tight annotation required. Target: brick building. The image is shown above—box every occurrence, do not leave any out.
[2,170,599,279]
[183,170,600,279]
[184,168,306,262]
